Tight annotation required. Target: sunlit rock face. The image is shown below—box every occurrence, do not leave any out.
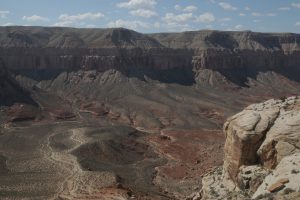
[195,97,300,200]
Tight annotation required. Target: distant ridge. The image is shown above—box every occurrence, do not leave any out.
[0,26,299,50]
[0,26,300,87]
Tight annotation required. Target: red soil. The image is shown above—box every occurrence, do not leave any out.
[149,129,224,180]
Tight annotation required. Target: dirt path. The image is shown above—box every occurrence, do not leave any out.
[45,128,122,200]
[47,128,86,199]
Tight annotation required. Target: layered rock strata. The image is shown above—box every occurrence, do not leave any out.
[195,97,300,200]
[0,27,300,86]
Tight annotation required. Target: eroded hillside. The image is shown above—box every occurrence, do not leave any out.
[0,27,300,199]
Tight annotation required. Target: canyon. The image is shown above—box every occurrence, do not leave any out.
[0,26,300,199]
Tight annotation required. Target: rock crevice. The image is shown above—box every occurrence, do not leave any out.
[196,96,300,200]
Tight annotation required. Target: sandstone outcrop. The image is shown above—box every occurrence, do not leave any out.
[196,97,300,200]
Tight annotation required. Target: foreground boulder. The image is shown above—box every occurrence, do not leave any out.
[192,96,300,200]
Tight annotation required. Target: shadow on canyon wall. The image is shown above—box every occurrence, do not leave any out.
[9,65,300,89]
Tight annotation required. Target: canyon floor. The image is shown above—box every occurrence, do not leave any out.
[0,90,225,200]
[0,116,223,200]
[1,68,300,199]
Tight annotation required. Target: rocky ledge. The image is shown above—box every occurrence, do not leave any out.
[190,96,300,200]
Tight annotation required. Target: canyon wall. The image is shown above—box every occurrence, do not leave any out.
[0,27,300,85]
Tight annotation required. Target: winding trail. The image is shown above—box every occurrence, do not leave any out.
[44,128,121,200]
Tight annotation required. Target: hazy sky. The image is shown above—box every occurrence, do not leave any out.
[0,0,300,33]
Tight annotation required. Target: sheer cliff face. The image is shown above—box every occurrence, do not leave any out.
[0,27,193,76]
[197,97,300,200]
[0,26,300,84]
[151,31,300,85]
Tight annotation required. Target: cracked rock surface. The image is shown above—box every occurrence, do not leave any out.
[195,96,300,200]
